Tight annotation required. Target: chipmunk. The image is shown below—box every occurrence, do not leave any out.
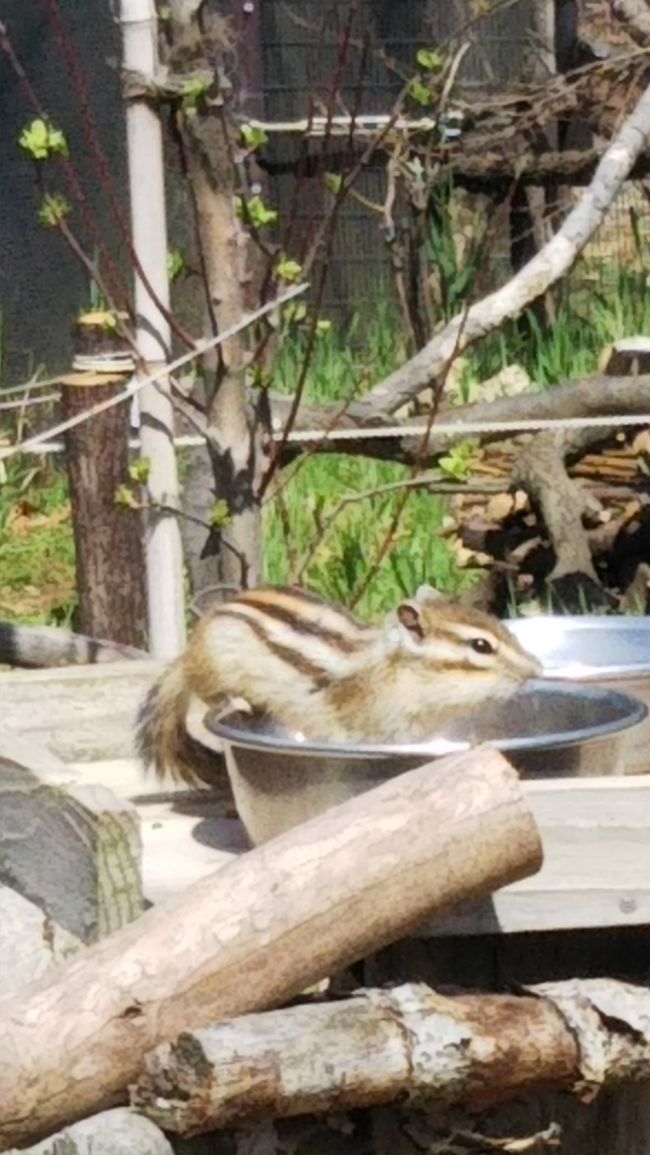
[136,584,542,786]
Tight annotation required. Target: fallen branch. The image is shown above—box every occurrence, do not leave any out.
[351,80,650,418]
[270,374,650,465]
[0,748,541,1148]
[513,428,606,586]
[132,978,650,1135]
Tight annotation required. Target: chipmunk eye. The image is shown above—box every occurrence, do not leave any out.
[470,637,495,656]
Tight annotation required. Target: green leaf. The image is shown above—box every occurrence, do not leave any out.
[244,194,278,229]
[283,302,307,326]
[181,74,212,114]
[276,257,302,283]
[240,122,268,149]
[128,456,151,484]
[19,118,68,160]
[37,193,71,228]
[324,172,342,195]
[438,440,478,481]
[114,484,139,509]
[416,48,444,71]
[407,76,433,107]
[167,248,185,282]
[208,499,232,530]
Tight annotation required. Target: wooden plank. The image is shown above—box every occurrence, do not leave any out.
[64,759,650,935]
[424,775,650,936]
[64,757,240,905]
[0,660,161,761]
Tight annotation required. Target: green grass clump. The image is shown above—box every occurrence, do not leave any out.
[0,456,75,624]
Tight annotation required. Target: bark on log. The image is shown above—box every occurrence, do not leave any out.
[352,82,650,418]
[132,978,650,1135]
[0,748,542,1148]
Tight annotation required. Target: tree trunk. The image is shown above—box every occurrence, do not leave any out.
[168,3,262,589]
[61,378,147,648]
[0,747,541,1148]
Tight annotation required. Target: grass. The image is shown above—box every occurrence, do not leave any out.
[0,455,75,624]
[2,266,650,627]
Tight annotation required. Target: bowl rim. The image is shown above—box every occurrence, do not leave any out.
[206,681,648,762]
[505,615,650,680]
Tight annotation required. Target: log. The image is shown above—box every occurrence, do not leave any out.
[0,733,143,942]
[2,1108,174,1155]
[514,429,600,585]
[0,748,542,1148]
[132,978,650,1134]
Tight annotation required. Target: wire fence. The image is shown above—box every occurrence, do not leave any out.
[255,0,650,323]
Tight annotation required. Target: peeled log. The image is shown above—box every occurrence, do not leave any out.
[0,749,542,1148]
[132,979,650,1135]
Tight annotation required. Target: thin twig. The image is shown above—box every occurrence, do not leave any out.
[0,392,60,411]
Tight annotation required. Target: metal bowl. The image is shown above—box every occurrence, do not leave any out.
[206,681,646,845]
[506,616,650,774]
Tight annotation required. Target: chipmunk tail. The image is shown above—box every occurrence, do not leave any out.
[136,659,218,787]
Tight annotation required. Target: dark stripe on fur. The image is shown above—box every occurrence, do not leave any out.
[215,609,330,687]
[237,595,365,653]
[238,585,364,629]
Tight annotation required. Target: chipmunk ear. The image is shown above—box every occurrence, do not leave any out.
[415,583,445,605]
[396,601,425,640]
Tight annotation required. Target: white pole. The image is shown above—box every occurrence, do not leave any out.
[120,0,186,659]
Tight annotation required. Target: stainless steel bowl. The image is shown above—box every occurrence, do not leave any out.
[506,616,650,774]
[207,682,646,845]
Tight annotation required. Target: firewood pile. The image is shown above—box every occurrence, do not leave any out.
[432,329,650,618]
[443,428,650,614]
